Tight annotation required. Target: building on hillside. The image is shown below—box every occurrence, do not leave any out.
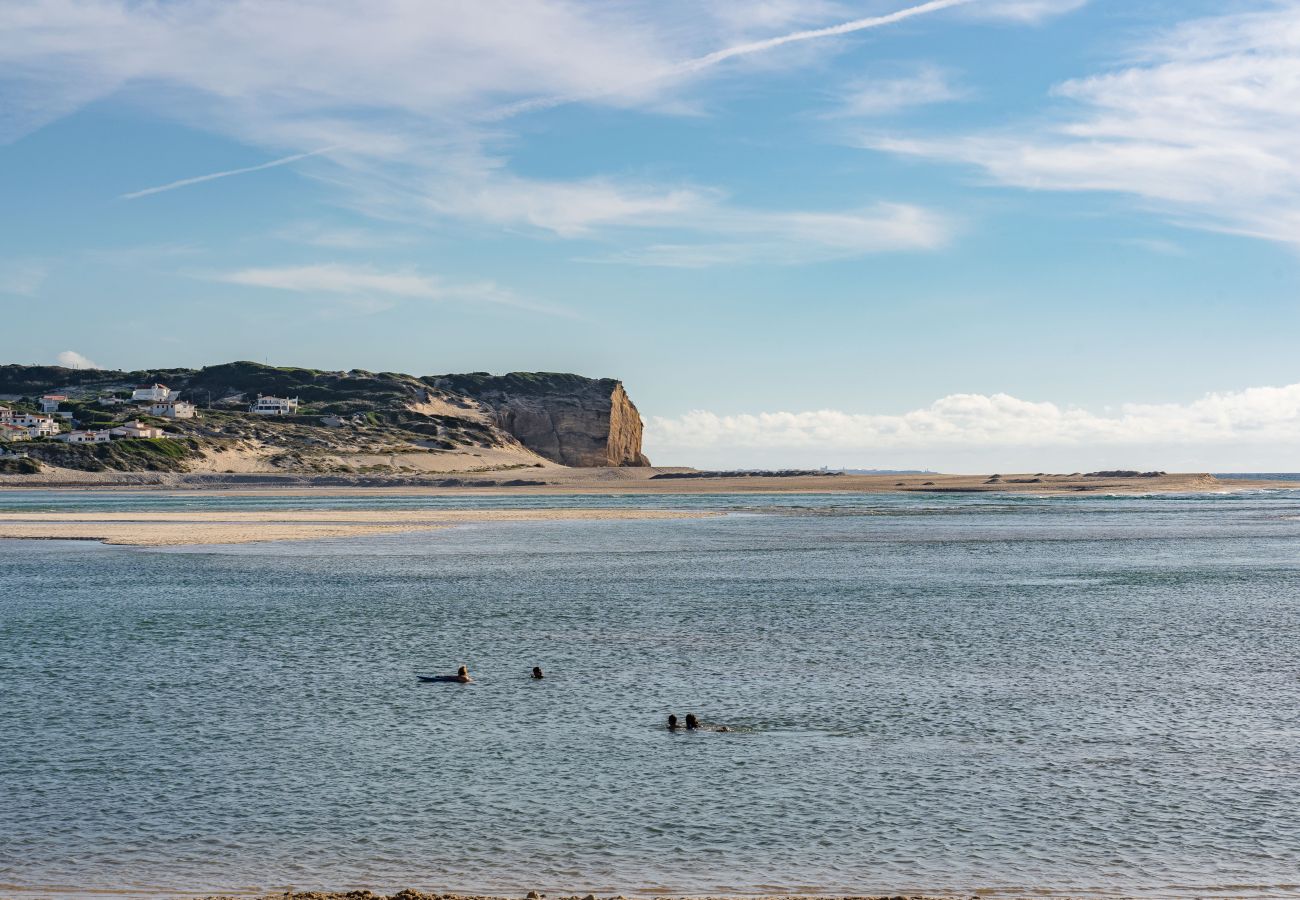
[12,414,60,437]
[250,395,299,416]
[111,420,166,439]
[0,405,12,423]
[149,400,197,419]
[0,423,32,442]
[39,394,67,413]
[98,395,127,407]
[58,429,111,444]
[131,384,173,403]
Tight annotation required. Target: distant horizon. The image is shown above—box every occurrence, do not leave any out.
[2,355,1298,472]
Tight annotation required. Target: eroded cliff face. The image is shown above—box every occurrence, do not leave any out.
[428,372,650,467]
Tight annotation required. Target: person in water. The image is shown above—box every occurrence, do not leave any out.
[667,714,680,731]
[531,666,544,679]
[455,665,472,683]
[685,713,699,730]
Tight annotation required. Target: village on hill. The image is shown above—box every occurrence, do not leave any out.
[0,381,299,452]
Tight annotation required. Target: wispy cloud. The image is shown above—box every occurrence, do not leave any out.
[270,222,417,250]
[830,65,965,117]
[587,202,954,266]
[1118,237,1187,257]
[214,263,574,318]
[0,0,981,264]
[866,4,1300,247]
[494,0,977,118]
[120,148,333,199]
[56,350,100,370]
[0,260,48,296]
[965,0,1087,23]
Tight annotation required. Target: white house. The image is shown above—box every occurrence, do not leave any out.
[39,394,67,413]
[58,429,111,444]
[0,405,11,423]
[12,414,60,437]
[111,420,166,439]
[97,396,127,407]
[250,395,299,415]
[149,400,197,419]
[131,384,173,403]
[0,423,31,442]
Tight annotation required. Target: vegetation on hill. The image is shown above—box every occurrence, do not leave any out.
[0,360,641,473]
[0,456,42,475]
[431,371,619,398]
[21,438,201,472]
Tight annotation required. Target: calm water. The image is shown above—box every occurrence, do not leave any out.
[2,490,1300,898]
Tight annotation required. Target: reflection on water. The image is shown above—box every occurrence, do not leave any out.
[1,490,1299,898]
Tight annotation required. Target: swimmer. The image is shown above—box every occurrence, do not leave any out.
[455,665,472,683]
[531,666,544,679]
[667,714,681,731]
[685,713,699,730]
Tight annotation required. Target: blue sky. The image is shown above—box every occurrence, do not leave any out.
[2,0,1299,469]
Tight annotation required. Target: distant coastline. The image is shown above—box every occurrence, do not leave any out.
[1213,472,1300,481]
[0,467,1295,495]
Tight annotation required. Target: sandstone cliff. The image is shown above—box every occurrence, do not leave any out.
[429,372,650,467]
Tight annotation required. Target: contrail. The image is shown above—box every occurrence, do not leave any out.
[677,0,976,73]
[120,147,334,200]
[490,0,976,120]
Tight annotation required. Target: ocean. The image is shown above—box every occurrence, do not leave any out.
[2,488,1299,898]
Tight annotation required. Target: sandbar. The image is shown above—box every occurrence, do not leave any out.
[0,509,716,546]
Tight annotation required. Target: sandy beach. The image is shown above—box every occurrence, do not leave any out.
[0,508,716,546]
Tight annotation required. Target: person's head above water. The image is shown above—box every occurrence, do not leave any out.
[685,714,699,730]
[531,666,544,679]
[456,665,472,683]
[667,714,680,730]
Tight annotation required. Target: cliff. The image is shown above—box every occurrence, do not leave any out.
[428,372,650,467]
[0,361,649,472]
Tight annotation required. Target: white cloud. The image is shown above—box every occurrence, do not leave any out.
[867,4,1300,247]
[647,383,1300,469]
[418,171,707,238]
[0,260,47,296]
[0,0,971,265]
[214,263,573,317]
[701,0,853,37]
[832,65,965,116]
[591,202,953,266]
[270,222,417,250]
[56,350,100,369]
[1118,237,1187,257]
[966,0,1087,23]
[334,161,953,261]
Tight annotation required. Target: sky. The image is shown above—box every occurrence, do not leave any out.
[1,0,1299,471]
